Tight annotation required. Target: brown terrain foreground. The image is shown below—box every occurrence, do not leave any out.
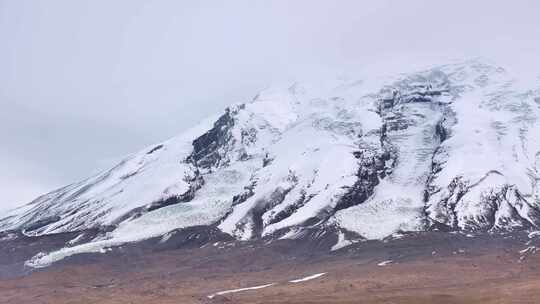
[1,229,540,304]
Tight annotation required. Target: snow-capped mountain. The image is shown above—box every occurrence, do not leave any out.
[2,59,540,267]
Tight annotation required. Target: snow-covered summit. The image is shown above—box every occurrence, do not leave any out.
[2,59,540,266]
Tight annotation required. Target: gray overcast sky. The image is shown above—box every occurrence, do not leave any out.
[1,0,539,211]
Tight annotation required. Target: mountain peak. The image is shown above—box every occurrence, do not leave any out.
[2,60,539,267]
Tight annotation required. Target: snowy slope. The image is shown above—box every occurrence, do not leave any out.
[2,59,540,267]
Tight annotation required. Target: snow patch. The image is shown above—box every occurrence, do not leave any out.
[377,260,393,266]
[207,283,275,299]
[331,232,357,251]
[289,272,326,283]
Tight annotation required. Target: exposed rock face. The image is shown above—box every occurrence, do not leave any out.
[426,172,540,232]
[189,107,237,169]
[2,60,540,267]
